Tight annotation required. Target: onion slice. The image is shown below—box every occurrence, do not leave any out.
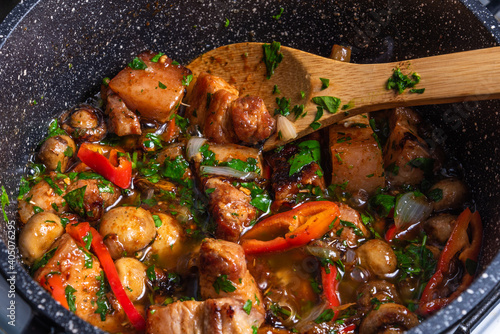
[277,115,297,141]
[199,165,259,180]
[187,137,207,160]
[394,192,433,229]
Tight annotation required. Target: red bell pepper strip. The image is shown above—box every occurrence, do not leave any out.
[242,201,340,255]
[66,222,146,331]
[385,224,398,242]
[77,143,132,189]
[39,273,69,310]
[339,324,356,334]
[321,263,340,309]
[418,208,482,315]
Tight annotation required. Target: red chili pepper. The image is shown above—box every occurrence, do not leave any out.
[242,201,340,255]
[164,118,177,142]
[40,273,69,310]
[321,263,340,309]
[385,224,398,242]
[77,143,132,189]
[418,208,483,315]
[66,222,146,331]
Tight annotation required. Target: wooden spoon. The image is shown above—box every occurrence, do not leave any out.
[187,43,500,151]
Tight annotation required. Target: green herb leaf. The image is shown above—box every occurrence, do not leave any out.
[340,219,364,237]
[274,96,291,116]
[152,214,162,228]
[83,231,93,250]
[78,246,93,269]
[273,85,281,95]
[386,68,421,94]
[314,309,335,324]
[320,78,330,90]
[31,247,57,274]
[224,18,230,27]
[128,57,148,70]
[63,186,87,217]
[18,177,30,201]
[213,274,236,294]
[44,176,63,196]
[1,186,10,222]
[151,52,165,63]
[146,265,156,281]
[162,155,189,185]
[241,182,272,213]
[65,285,77,312]
[243,299,252,315]
[182,74,193,86]
[427,188,443,202]
[262,41,284,79]
[272,7,284,20]
[310,106,323,130]
[95,271,111,321]
[158,81,167,89]
[395,243,437,282]
[410,88,425,94]
[288,140,321,176]
[312,96,341,114]
[64,146,74,157]
[369,193,395,217]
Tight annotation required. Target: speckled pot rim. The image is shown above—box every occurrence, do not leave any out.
[0,1,499,334]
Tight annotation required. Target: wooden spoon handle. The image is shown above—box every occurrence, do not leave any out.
[263,46,500,150]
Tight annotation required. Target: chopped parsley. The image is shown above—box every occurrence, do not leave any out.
[44,176,63,196]
[262,41,284,79]
[1,186,9,222]
[410,88,425,94]
[82,231,93,250]
[340,219,364,237]
[182,74,193,86]
[369,193,395,217]
[272,7,284,20]
[224,18,230,27]
[65,285,77,312]
[240,182,271,213]
[213,274,236,294]
[63,186,87,217]
[128,57,147,70]
[395,243,436,282]
[31,247,57,274]
[95,272,112,321]
[146,265,157,281]
[312,96,341,114]
[274,96,291,116]
[78,246,93,269]
[162,155,189,184]
[243,299,252,315]
[320,78,330,90]
[386,68,422,94]
[288,140,321,176]
[152,214,163,228]
[315,309,335,324]
[158,81,167,89]
[427,188,443,202]
[273,84,281,95]
[310,106,323,130]
[151,52,165,62]
[292,104,305,119]
[220,158,261,174]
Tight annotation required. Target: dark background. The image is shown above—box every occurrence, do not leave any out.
[1,0,21,24]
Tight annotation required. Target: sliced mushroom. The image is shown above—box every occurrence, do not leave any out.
[359,303,419,334]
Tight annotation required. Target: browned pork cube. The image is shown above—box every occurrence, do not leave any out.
[383,107,432,186]
[204,89,239,144]
[231,96,275,145]
[203,177,257,242]
[329,122,385,195]
[109,51,191,123]
[105,93,142,136]
[185,72,239,128]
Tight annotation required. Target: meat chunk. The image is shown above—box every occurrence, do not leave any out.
[335,203,370,246]
[266,136,326,211]
[147,298,260,334]
[384,107,432,186]
[204,90,239,144]
[65,177,120,221]
[198,239,264,320]
[185,72,239,129]
[105,93,142,136]
[230,96,275,145]
[204,178,257,242]
[18,175,68,224]
[329,120,385,195]
[109,51,191,123]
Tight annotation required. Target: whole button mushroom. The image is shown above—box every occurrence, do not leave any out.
[99,206,156,259]
[38,135,76,172]
[357,239,397,278]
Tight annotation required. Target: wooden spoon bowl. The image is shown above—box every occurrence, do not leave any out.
[188,43,500,151]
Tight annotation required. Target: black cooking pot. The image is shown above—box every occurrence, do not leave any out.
[1,0,499,333]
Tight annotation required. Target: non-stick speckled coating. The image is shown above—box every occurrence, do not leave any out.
[0,0,499,333]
